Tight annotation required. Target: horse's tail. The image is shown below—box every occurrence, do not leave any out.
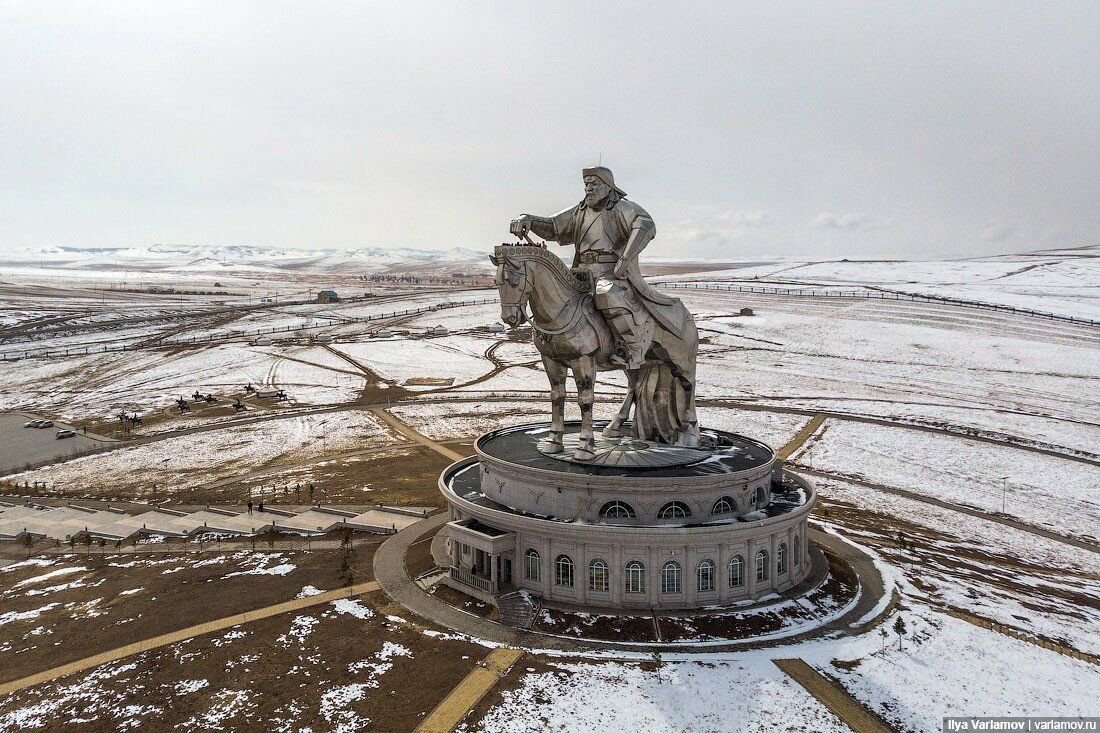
[631,362,699,447]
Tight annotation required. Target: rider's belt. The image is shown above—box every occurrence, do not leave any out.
[577,251,619,264]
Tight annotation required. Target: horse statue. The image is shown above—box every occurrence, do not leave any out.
[491,244,699,461]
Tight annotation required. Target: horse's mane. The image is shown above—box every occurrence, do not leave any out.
[494,245,590,294]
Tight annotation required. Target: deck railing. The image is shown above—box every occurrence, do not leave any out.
[449,566,492,593]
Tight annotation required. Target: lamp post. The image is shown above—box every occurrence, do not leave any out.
[999,476,1009,514]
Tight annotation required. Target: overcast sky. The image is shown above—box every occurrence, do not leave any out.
[1,2,1097,260]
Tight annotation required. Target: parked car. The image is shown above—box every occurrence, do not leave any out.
[37,420,54,428]
[23,420,42,428]
[55,429,76,439]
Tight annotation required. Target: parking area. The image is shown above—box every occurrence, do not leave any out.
[0,412,114,475]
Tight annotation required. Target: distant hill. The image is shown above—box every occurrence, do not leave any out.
[0,244,490,273]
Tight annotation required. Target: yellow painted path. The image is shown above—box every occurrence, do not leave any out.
[371,407,467,462]
[415,647,525,733]
[778,414,826,460]
[773,658,895,733]
[0,580,380,697]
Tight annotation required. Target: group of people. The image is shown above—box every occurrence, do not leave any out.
[245,481,319,514]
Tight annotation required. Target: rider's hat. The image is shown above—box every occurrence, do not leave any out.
[581,166,626,197]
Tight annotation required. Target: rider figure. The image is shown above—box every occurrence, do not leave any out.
[510,167,658,370]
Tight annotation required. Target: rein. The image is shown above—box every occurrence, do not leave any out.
[500,257,591,339]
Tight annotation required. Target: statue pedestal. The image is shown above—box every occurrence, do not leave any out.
[537,432,712,468]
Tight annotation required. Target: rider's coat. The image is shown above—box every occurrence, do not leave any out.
[539,197,679,333]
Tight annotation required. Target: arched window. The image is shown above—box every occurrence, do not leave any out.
[661,561,682,593]
[599,500,636,519]
[729,555,744,587]
[588,559,609,592]
[625,561,646,593]
[752,486,766,506]
[794,535,801,566]
[554,554,574,587]
[697,559,715,592]
[778,543,788,574]
[711,497,736,515]
[756,549,769,582]
[524,549,541,582]
[657,501,691,519]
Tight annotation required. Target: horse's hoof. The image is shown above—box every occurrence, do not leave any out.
[572,449,596,461]
[539,439,564,454]
[601,425,623,438]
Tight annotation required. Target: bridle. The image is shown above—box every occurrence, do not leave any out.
[499,258,589,338]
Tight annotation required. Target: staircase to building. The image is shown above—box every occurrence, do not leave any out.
[497,591,541,629]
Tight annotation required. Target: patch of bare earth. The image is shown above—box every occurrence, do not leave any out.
[0,590,484,732]
[0,546,374,683]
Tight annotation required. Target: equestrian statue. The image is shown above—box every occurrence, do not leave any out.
[494,166,699,461]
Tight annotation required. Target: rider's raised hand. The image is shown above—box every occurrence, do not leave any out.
[510,216,532,237]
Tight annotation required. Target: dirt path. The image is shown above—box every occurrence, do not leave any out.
[0,580,381,697]
[772,658,896,733]
[778,414,825,460]
[414,647,525,733]
[370,407,466,462]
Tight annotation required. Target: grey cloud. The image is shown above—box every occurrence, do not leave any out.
[812,212,895,233]
[0,3,1097,259]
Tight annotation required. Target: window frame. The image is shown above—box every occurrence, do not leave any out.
[598,500,636,519]
[625,560,646,593]
[697,559,715,592]
[554,554,574,587]
[657,501,691,520]
[661,561,682,594]
[729,555,744,587]
[524,549,541,582]
[711,497,736,515]
[588,559,610,592]
[756,549,769,582]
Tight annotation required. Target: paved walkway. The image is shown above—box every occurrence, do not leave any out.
[777,414,825,460]
[370,408,467,462]
[0,581,380,697]
[773,658,895,733]
[372,513,893,653]
[414,647,525,733]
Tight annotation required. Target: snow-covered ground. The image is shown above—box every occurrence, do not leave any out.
[468,659,850,733]
[8,411,401,496]
[0,343,367,421]
[2,246,1099,730]
[658,246,1100,321]
[796,419,1100,539]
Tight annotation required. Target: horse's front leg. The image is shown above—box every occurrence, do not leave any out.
[573,356,597,461]
[603,369,635,439]
[541,354,567,453]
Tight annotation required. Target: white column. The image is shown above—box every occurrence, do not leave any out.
[747,538,757,598]
[648,545,658,606]
[611,543,623,606]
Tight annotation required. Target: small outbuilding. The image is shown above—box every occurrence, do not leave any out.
[429,325,449,336]
[488,323,505,333]
[739,307,754,316]
[317,290,340,303]
[375,329,394,338]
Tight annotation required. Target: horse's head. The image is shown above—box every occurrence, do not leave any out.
[490,247,531,328]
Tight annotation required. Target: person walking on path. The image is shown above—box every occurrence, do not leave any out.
[247,500,253,515]
[258,501,264,513]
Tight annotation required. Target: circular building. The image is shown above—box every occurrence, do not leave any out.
[439,421,816,612]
